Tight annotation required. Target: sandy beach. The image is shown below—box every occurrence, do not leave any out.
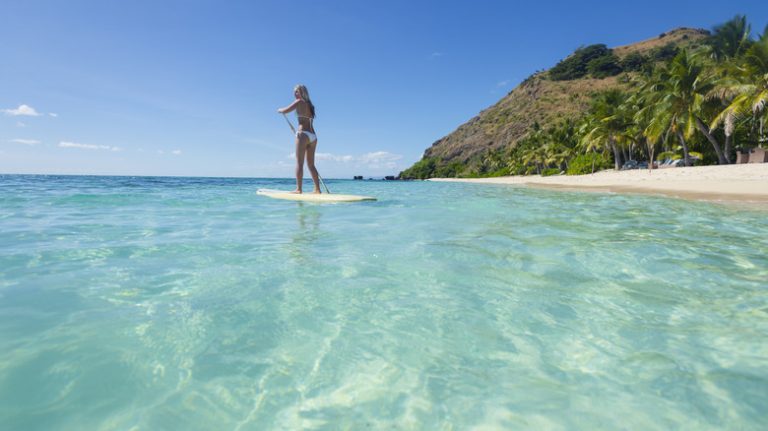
[429,163,768,203]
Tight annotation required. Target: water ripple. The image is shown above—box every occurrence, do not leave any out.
[0,176,766,429]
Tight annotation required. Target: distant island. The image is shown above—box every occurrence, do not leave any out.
[399,16,767,179]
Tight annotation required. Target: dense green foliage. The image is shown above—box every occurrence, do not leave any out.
[549,44,619,81]
[649,43,679,61]
[399,157,437,179]
[399,16,768,180]
[399,158,471,179]
[566,153,611,175]
[434,161,465,178]
[541,168,561,177]
[587,52,623,78]
[620,52,651,72]
[706,15,752,60]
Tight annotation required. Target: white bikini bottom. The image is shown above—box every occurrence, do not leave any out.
[297,130,317,143]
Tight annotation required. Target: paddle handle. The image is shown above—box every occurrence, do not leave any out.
[282,113,297,134]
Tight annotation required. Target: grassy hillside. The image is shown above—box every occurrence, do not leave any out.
[400,28,709,178]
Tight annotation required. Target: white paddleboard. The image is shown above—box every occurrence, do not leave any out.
[257,189,376,202]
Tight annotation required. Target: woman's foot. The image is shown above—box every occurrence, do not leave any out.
[290,189,302,194]
[312,189,321,194]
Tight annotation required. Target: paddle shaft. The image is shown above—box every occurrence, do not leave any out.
[282,113,331,194]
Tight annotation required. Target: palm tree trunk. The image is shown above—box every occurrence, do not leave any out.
[646,137,655,171]
[695,117,727,164]
[677,130,691,166]
[723,111,734,163]
[610,136,621,170]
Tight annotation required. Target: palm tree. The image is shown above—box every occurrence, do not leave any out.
[481,149,505,174]
[520,144,546,174]
[551,143,574,171]
[708,15,753,61]
[655,49,729,164]
[632,69,668,167]
[578,115,610,173]
[623,93,653,168]
[539,120,577,172]
[711,26,768,148]
[581,90,632,170]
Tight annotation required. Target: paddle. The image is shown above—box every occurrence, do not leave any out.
[282,113,331,194]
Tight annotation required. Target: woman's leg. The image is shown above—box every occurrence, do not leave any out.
[293,134,308,193]
[305,139,321,193]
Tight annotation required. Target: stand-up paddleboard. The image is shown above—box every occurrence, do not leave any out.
[257,189,376,202]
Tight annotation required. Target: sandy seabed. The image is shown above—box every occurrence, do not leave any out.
[429,163,768,205]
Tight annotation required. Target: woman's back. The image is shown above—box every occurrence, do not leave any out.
[296,101,314,132]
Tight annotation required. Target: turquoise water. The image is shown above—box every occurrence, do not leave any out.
[1,175,767,430]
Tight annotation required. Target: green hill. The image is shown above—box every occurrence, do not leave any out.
[399,27,710,179]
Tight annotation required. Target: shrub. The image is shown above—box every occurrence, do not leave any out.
[650,43,678,61]
[587,53,623,78]
[399,157,437,179]
[541,168,561,176]
[549,44,613,81]
[524,166,539,175]
[486,167,511,177]
[656,151,678,161]
[506,161,528,176]
[434,161,465,178]
[620,52,650,71]
[567,153,611,175]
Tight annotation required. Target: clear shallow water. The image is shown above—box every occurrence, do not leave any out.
[1,175,767,430]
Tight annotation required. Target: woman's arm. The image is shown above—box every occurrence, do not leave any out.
[277,99,301,114]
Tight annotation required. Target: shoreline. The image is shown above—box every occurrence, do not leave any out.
[428,163,768,205]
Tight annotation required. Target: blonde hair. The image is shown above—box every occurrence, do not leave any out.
[294,84,315,118]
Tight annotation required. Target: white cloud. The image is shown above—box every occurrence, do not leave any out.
[49,113,58,118]
[430,52,443,58]
[272,150,405,176]
[357,151,402,164]
[9,138,40,145]
[316,152,354,162]
[157,150,165,155]
[289,151,403,168]
[2,104,41,116]
[16,121,27,128]
[59,141,121,151]
[497,80,509,87]
[171,149,182,155]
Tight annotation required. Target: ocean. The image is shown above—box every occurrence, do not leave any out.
[1,175,766,430]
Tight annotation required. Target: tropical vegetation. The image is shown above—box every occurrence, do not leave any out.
[399,16,767,179]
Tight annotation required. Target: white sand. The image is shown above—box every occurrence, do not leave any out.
[429,164,768,203]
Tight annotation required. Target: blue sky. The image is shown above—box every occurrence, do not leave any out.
[1,0,766,178]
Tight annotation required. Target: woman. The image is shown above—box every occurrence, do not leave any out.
[277,85,320,194]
